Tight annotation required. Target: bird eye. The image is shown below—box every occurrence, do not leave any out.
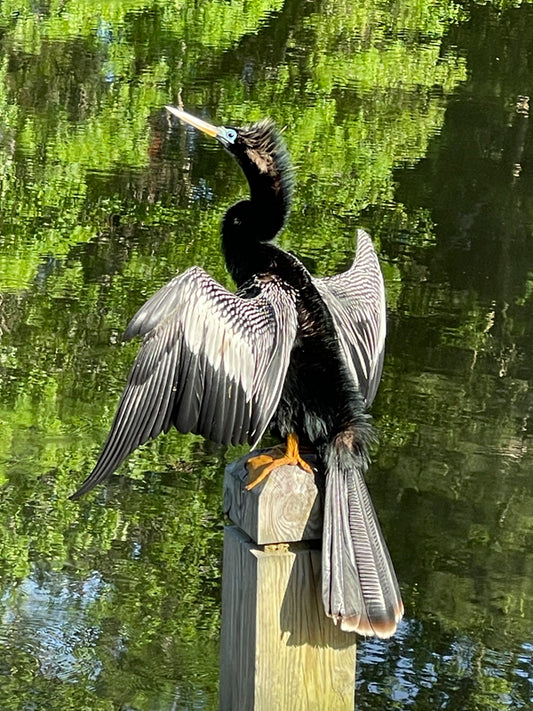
[225,128,237,143]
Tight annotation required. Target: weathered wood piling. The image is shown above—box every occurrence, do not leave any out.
[219,454,356,711]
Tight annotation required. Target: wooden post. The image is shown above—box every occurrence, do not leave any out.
[220,453,356,711]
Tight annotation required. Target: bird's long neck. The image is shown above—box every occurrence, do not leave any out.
[222,120,294,286]
[221,180,291,286]
[240,162,291,238]
[222,201,283,286]
[235,118,293,238]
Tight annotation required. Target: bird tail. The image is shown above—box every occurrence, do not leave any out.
[322,432,403,637]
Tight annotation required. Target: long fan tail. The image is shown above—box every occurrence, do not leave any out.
[322,434,403,637]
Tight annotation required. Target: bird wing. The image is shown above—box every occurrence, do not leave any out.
[71,266,298,498]
[314,229,386,407]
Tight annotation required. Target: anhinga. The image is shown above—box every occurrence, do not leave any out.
[71,106,404,638]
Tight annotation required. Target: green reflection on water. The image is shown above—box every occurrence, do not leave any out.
[0,0,532,709]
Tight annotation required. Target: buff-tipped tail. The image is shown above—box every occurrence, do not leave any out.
[322,433,403,638]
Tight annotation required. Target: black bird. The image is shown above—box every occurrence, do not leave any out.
[71,106,403,638]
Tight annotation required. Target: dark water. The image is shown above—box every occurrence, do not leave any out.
[0,1,532,709]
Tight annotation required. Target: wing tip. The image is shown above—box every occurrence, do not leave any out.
[69,478,97,501]
[69,462,117,500]
[355,227,378,260]
[356,227,372,241]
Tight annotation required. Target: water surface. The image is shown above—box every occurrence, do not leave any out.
[0,1,532,709]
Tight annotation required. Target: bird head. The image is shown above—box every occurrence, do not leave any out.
[166,106,293,242]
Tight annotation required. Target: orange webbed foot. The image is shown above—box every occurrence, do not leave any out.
[245,434,314,490]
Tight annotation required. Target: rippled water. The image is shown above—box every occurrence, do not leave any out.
[1,1,533,709]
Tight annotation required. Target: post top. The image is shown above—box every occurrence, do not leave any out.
[223,451,323,545]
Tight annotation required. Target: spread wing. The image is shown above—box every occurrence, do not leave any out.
[314,229,386,407]
[71,266,298,498]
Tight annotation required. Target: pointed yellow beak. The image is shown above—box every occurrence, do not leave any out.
[165,106,219,138]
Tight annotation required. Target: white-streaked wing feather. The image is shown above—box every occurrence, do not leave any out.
[71,266,298,498]
[314,229,386,406]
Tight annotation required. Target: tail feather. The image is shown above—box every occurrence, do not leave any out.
[322,436,403,637]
